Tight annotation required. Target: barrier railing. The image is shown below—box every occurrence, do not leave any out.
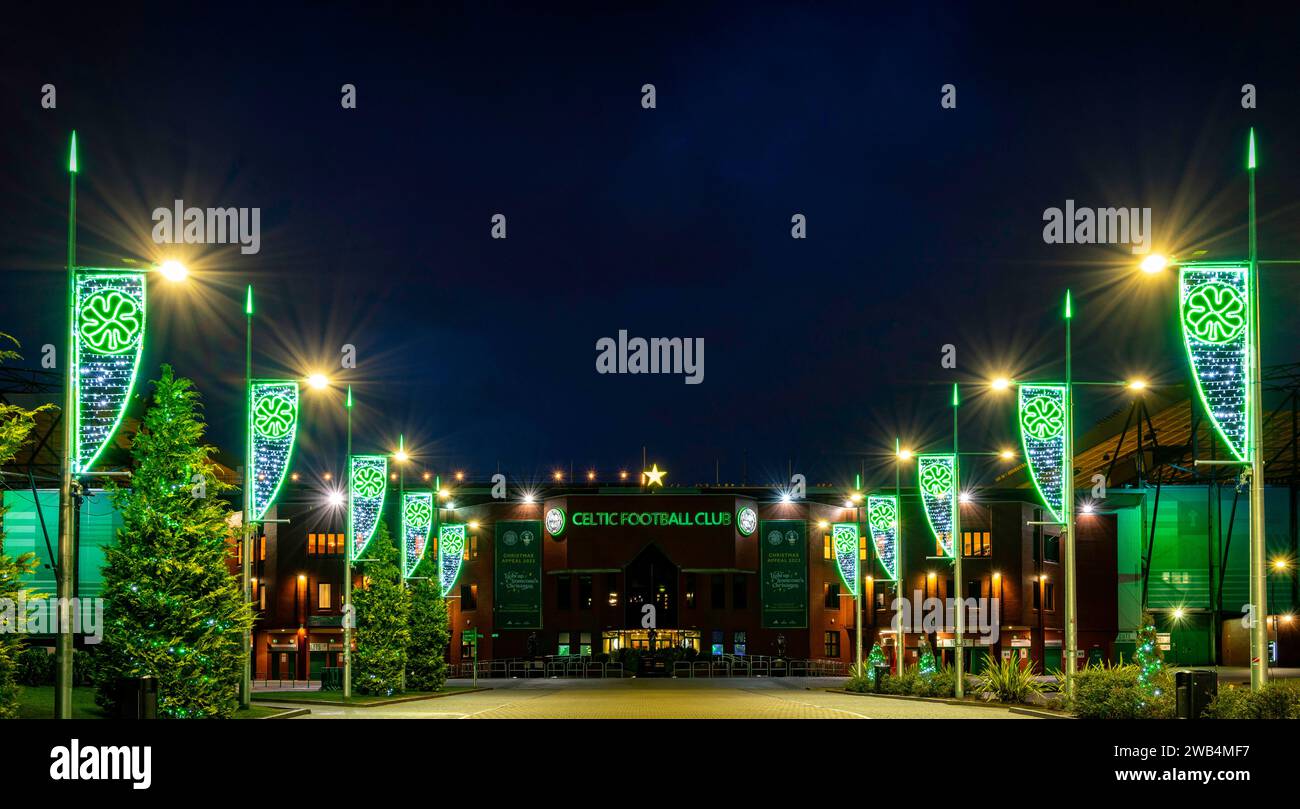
[449,656,851,679]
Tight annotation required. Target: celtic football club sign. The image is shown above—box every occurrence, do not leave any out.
[248,382,299,521]
[402,491,434,578]
[866,494,899,580]
[73,271,147,473]
[918,454,956,557]
[736,506,758,536]
[831,522,860,597]
[1180,264,1250,462]
[349,455,388,560]
[439,523,467,596]
[1018,384,1067,522]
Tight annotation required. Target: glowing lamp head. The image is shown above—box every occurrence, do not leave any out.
[1274,558,1289,571]
[850,492,863,503]
[999,449,1015,461]
[307,373,330,390]
[1140,254,1168,275]
[327,491,345,508]
[959,491,972,503]
[553,471,563,481]
[1172,607,1185,620]
[394,449,409,463]
[158,260,189,282]
[1128,379,1147,391]
[817,520,829,529]
[990,377,1011,392]
[897,448,913,461]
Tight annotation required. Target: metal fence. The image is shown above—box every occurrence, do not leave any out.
[450,655,846,679]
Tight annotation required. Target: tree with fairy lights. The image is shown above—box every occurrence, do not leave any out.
[95,366,253,718]
[867,643,887,684]
[406,573,450,691]
[1134,609,1165,694]
[917,635,938,676]
[352,521,410,695]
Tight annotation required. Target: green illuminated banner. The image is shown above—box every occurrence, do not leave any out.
[249,381,299,521]
[831,522,859,597]
[918,454,955,558]
[1018,384,1067,523]
[402,491,434,578]
[1180,263,1249,462]
[867,494,899,581]
[439,523,467,597]
[349,455,387,560]
[759,520,807,628]
[73,270,146,473]
[494,520,542,629]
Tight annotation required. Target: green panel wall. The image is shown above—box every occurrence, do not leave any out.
[2,489,121,599]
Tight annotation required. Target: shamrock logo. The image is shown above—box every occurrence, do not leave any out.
[79,288,143,355]
[1184,282,1246,344]
[352,465,385,498]
[440,527,465,555]
[868,499,897,532]
[1020,395,1064,440]
[404,497,432,528]
[832,525,857,556]
[920,462,953,497]
[253,392,297,439]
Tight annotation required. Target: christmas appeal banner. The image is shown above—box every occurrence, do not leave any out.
[759,520,807,628]
[494,520,542,629]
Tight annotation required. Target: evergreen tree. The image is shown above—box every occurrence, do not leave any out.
[352,521,409,695]
[94,366,252,718]
[0,336,51,718]
[867,642,887,685]
[917,635,938,676]
[1134,609,1165,694]
[406,577,450,691]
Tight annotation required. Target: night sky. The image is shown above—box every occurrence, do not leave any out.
[3,3,1299,490]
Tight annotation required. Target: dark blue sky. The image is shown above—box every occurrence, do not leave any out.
[3,2,1299,489]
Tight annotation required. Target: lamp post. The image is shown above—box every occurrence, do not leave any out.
[1064,291,1079,696]
[55,132,77,719]
[952,383,965,698]
[1246,129,1269,690]
[240,285,253,709]
[895,438,908,676]
[344,384,353,698]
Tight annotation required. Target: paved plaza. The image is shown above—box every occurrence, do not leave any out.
[268,678,1042,719]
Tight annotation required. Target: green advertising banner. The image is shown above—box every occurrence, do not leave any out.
[760,520,807,629]
[494,521,543,629]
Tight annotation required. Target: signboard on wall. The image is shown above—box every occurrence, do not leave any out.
[759,520,807,629]
[494,521,543,629]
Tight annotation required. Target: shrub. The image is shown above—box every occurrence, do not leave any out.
[975,654,1043,704]
[918,666,956,697]
[16,646,54,686]
[1070,662,1174,719]
[1205,681,1300,719]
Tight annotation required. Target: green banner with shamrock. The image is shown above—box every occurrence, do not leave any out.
[249,381,299,521]
[1018,384,1067,523]
[1179,263,1250,462]
[73,270,147,474]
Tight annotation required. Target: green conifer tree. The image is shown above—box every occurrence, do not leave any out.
[94,365,252,718]
[0,336,48,718]
[1134,609,1165,693]
[918,635,938,676]
[406,577,450,691]
[352,521,410,694]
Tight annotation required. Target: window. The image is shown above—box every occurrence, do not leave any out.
[859,534,868,561]
[308,534,317,555]
[710,574,725,609]
[464,534,479,561]
[824,630,841,658]
[1045,535,1060,563]
[732,574,748,610]
[307,533,343,557]
[557,631,571,656]
[962,531,991,557]
[578,576,593,610]
[259,536,266,561]
[461,583,477,610]
[823,533,832,560]
[711,630,724,656]
[734,631,747,656]
[1032,580,1042,609]
[1044,582,1056,611]
[557,575,572,610]
[461,630,476,659]
[824,582,840,609]
[684,573,697,608]
[317,582,332,611]
[579,632,592,657]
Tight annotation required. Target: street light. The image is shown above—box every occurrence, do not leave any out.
[307,372,330,390]
[1140,254,1169,274]
[157,259,189,282]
